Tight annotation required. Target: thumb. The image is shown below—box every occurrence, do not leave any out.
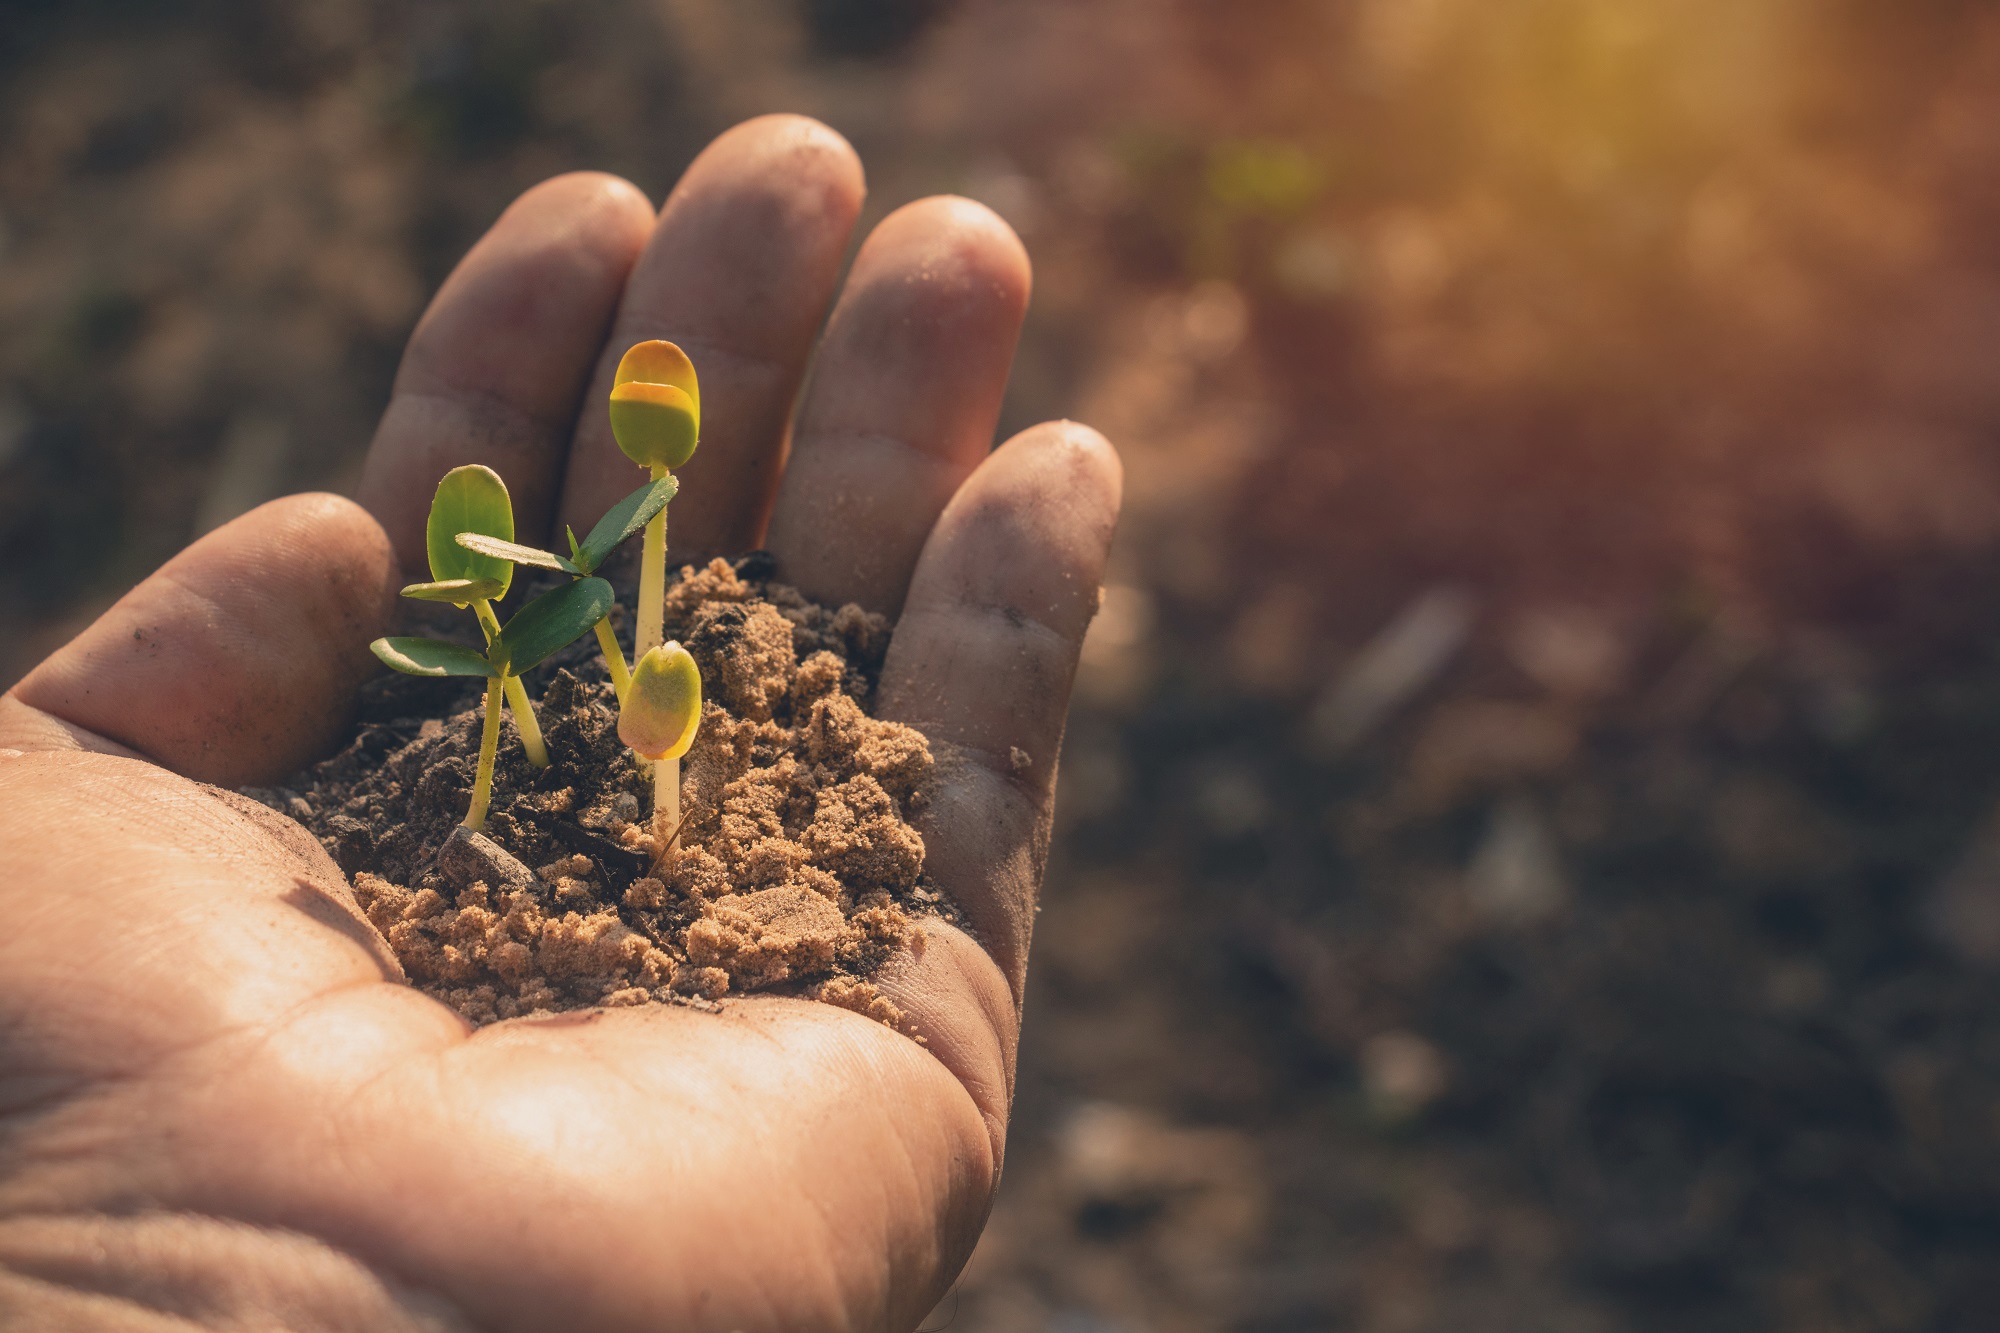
[6,493,400,786]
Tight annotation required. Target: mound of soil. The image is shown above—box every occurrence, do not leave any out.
[261,556,949,1028]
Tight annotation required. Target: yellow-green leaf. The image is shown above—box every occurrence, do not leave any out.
[609,381,698,471]
[371,637,497,678]
[613,339,699,414]
[455,532,580,575]
[426,464,514,596]
[578,474,678,572]
[620,641,702,760]
[400,577,506,606]
[493,577,615,675]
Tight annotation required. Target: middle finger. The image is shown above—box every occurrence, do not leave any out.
[557,115,866,556]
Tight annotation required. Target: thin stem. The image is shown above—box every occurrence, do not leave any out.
[473,599,548,768]
[653,755,680,859]
[502,674,548,767]
[464,680,503,830]
[637,464,669,659]
[593,617,631,702]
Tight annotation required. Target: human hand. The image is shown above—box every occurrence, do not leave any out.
[0,116,1120,1331]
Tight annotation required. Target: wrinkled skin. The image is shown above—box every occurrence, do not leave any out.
[0,116,1120,1332]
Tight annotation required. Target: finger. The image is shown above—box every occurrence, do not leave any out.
[358,172,654,574]
[877,422,1122,1001]
[558,115,866,556]
[6,494,400,786]
[763,198,1031,615]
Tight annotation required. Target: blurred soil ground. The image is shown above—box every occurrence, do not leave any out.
[7,2,2000,1329]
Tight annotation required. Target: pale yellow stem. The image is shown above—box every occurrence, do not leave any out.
[593,617,631,702]
[653,755,681,856]
[502,675,548,767]
[473,599,548,768]
[464,681,503,830]
[637,464,669,659]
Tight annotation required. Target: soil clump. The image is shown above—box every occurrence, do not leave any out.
[262,556,947,1028]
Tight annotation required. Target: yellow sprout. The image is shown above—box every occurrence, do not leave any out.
[619,642,703,761]
[609,340,701,470]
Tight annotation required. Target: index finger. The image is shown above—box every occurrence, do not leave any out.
[358,172,654,573]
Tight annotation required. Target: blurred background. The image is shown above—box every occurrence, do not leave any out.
[7,0,2000,1328]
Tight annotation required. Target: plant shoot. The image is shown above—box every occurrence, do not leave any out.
[608,340,700,663]
[619,641,703,853]
[371,464,613,829]
[373,577,612,829]
[399,465,550,768]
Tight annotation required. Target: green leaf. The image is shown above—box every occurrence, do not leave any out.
[565,526,583,564]
[455,532,580,575]
[400,577,507,605]
[577,474,678,573]
[493,577,615,675]
[426,465,514,597]
[371,637,497,677]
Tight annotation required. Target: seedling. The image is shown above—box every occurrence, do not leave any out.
[372,577,613,830]
[397,465,552,768]
[619,641,703,855]
[453,473,678,702]
[607,340,700,663]
[372,464,613,829]
[604,340,701,845]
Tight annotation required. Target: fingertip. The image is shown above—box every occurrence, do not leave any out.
[863,195,1032,320]
[512,170,656,235]
[707,113,867,205]
[414,173,655,366]
[933,420,1123,641]
[1004,418,1124,507]
[682,113,868,231]
[229,492,402,638]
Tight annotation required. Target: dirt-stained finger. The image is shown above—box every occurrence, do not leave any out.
[876,421,1123,1001]
[764,197,1031,615]
[359,172,654,574]
[558,115,866,559]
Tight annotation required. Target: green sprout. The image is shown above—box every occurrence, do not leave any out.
[619,641,703,855]
[396,465,554,768]
[607,340,700,664]
[452,473,678,703]
[605,340,701,852]
[372,577,613,830]
[371,464,613,830]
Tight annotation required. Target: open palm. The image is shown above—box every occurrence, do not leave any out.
[0,117,1119,1331]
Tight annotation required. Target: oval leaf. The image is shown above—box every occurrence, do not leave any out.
[426,464,514,596]
[608,382,698,471]
[455,532,580,575]
[577,474,678,573]
[613,339,700,415]
[494,577,615,675]
[400,577,506,606]
[371,637,497,678]
[620,641,703,760]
